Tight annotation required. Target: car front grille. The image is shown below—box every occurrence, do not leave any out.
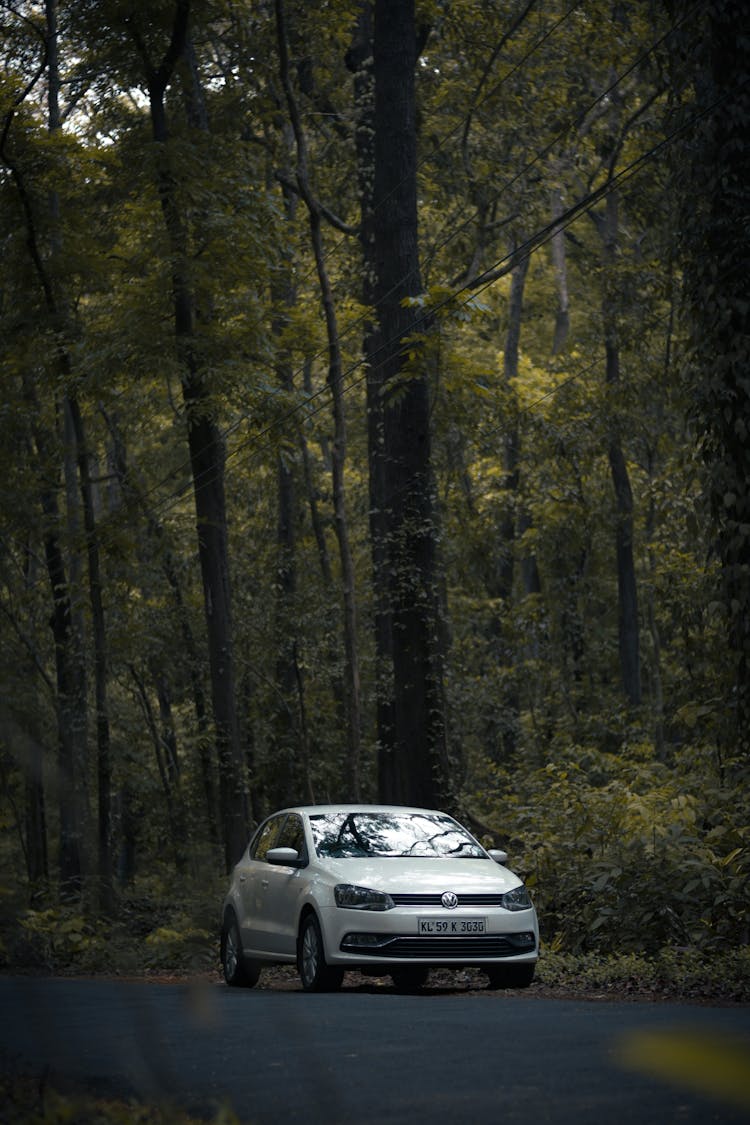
[340,932,536,959]
[390,893,507,907]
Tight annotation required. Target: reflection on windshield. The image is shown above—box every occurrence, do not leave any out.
[309,812,486,859]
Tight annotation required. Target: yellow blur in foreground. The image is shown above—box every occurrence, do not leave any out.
[618,1028,750,1111]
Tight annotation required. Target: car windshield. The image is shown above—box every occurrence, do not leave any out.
[309,811,486,859]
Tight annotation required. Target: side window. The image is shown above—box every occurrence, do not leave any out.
[251,816,282,861]
[276,814,307,861]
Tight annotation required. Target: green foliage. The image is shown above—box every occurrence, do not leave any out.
[469,740,750,957]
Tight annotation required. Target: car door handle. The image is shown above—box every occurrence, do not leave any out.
[239,875,246,882]
[261,879,269,889]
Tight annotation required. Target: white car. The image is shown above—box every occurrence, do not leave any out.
[220,804,539,992]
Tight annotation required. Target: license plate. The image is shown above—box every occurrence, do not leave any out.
[418,917,486,935]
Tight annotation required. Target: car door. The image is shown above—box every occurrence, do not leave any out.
[261,813,309,956]
[237,814,283,955]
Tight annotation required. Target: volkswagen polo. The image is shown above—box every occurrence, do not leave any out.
[220,804,539,992]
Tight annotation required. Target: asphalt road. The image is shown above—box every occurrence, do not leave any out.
[1,975,749,1124]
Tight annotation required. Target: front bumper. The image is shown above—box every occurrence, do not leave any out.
[319,904,539,967]
[340,929,536,960]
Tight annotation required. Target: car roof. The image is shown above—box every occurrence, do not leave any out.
[276,804,453,817]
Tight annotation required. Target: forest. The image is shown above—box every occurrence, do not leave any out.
[1,0,749,990]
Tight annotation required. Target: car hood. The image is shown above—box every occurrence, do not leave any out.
[315,856,523,893]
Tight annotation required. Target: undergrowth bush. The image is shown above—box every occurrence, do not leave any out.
[0,1072,241,1125]
[470,739,750,957]
[0,867,224,976]
[537,947,750,1002]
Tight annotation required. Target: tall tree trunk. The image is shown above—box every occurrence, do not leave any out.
[276,0,363,799]
[49,0,114,907]
[268,176,304,809]
[485,249,529,762]
[67,396,114,910]
[15,553,49,894]
[32,414,84,896]
[597,189,642,706]
[298,426,348,755]
[48,0,103,903]
[372,0,448,807]
[24,744,48,897]
[645,486,665,758]
[179,301,246,868]
[670,0,750,754]
[496,247,529,602]
[61,401,90,821]
[549,187,570,355]
[2,0,91,898]
[348,1,397,793]
[132,4,248,867]
[129,664,187,873]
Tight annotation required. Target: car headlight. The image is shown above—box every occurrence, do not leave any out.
[500,885,532,912]
[334,884,394,911]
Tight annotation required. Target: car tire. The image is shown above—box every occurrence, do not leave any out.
[297,913,344,992]
[221,914,261,988]
[391,966,429,992]
[486,963,535,990]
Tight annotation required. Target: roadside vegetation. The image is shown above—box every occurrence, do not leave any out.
[0,1072,241,1125]
[2,864,748,1003]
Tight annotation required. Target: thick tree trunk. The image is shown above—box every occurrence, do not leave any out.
[182,383,247,866]
[349,2,397,792]
[671,0,750,753]
[372,0,448,807]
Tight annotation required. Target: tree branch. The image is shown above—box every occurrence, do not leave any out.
[274,170,359,235]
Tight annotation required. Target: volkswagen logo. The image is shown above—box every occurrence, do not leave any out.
[441,891,459,909]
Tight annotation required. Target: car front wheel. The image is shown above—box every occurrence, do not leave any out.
[297,913,344,992]
[486,962,535,990]
[221,915,261,988]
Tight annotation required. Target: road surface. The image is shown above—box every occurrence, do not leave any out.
[1,976,748,1123]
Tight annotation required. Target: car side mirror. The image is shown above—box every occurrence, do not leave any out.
[266,846,305,867]
[487,849,508,865]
